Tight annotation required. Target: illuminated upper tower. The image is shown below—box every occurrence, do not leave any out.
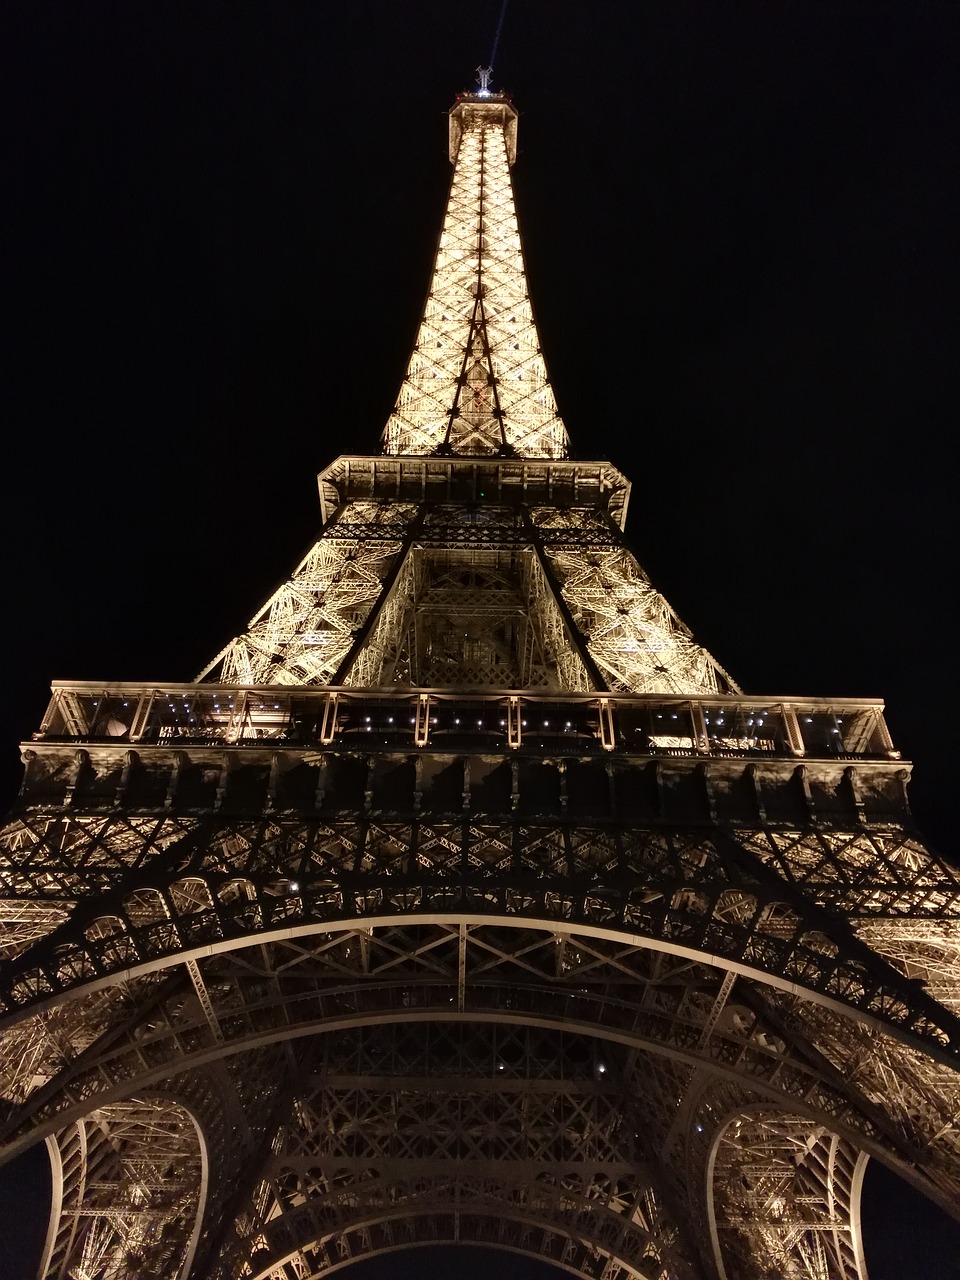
[197,94,736,696]
[383,93,567,458]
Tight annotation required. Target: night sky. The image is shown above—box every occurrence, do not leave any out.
[2,3,959,1277]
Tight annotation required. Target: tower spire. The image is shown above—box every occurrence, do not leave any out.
[382,91,568,459]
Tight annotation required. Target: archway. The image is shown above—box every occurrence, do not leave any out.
[37,1097,206,1280]
[708,1109,868,1280]
[2,916,959,1280]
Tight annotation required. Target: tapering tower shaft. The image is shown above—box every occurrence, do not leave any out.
[383,95,568,458]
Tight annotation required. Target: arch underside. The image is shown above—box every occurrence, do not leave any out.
[709,1110,869,1280]
[40,1096,205,1280]
[3,814,958,1055]
[2,908,958,1280]
[3,806,959,1280]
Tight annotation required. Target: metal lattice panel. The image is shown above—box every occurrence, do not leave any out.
[40,1098,205,1280]
[198,518,408,686]
[530,509,735,695]
[196,497,735,695]
[382,99,567,459]
[714,1120,868,1280]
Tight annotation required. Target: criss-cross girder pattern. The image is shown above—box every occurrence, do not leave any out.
[2,90,959,1280]
[382,97,567,460]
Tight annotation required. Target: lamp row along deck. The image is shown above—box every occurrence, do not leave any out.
[22,683,908,826]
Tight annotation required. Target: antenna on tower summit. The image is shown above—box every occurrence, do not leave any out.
[475,65,493,95]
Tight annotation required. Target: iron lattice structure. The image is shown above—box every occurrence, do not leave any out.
[2,91,959,1280]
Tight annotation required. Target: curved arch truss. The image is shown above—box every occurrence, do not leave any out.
[709,1111,868,1280]
[2,813,958,1062]
[40,1096,205,1280]
[1,913,958,1279]
[219,1021,690,1280]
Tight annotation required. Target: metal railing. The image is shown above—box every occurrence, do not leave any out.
[35,683,899,762]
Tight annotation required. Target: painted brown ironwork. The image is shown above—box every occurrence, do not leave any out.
[2,87,958,1280]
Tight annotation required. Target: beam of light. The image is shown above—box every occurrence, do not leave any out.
[489,0,508,71]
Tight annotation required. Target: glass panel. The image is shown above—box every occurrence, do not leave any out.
[616,702,695,753]
[334,696,418,747]
[238,694,290,741]
[85,693,136,739]
[520,699,599,753]
[429,698,509,751]
[703,705,787,755]
[798,709,851,757]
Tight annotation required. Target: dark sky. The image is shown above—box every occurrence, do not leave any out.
[2,3,959,1277]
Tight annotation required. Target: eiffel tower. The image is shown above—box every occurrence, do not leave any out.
[2,81,959,1280]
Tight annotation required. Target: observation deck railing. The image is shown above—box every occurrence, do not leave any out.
[34,683,899,763]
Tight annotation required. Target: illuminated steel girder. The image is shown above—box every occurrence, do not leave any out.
[381,97,565,459]
[2,89,959,1280]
